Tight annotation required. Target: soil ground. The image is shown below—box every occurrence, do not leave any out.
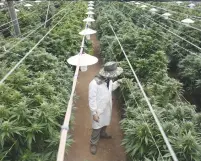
[65,34,126,161]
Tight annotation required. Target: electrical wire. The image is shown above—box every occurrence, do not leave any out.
[56,9,89,161]
[105,37,165,160]
[105,15,179,161]
[121,4,199,105]
[144,2,201,22]
[146,16,201,51]
[0,10,39,28]
[2,5,70,55]
[0,6,69,85]
[44,1,50,28]
[167,2,201,16]
[126,3,201,52]
[124,4,201,56]
[130,3,201,32]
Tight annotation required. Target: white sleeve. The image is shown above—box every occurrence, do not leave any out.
[89,80,98,115]
[112,81,120,91]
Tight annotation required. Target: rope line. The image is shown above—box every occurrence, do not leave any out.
[0,7,38,28]
[2,5,70,55]
[0,7,69,85]
[105,37,165,160]
[144,2,201,22]
[123,3,198,105]
[124,4,201,59]
[105,16,179,161]
[144,16,201,51]
[44,1,50,28]
[126,3,201,49]
[145,24,201,59]
[56,9,89,161]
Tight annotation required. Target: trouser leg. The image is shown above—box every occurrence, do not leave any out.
[100,126,112,138]
[90,128,101,145]
[100,126,107,136]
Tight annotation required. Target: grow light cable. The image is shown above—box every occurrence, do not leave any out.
[0,9,40,28]
[44,1,50,28]
[56,10,90,161]
[127,3,201,52]
[128,3,201,37]
[117,4,195,104]
[145,16,201,51]
[144,24,201,59]
[153,12,201,33]
[105,37,165,161]
[143,2,201,22]
[0,8,69,85]
[2,4,71,55]
[106,17,179,161]
[169,2,201,14]
[124,4,201,55]
[149,25,201,59]
[0,2,23,12]
[124,4,199,101]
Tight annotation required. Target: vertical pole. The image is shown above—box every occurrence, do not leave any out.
[7,0,21,36]
[44,1,50,28]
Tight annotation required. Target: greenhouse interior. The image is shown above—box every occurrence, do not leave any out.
[1,0,201,161]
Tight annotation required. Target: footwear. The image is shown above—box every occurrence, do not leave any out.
[90,144,97,155]
[100,133,112,139]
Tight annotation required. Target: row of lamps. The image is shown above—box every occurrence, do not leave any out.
[131,2,195,25]
[67,1,98,72]
[0,0,42,12]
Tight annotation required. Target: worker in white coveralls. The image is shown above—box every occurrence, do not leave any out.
[88,62,123,155]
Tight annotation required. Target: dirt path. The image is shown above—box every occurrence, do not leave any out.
[65,34,126,161]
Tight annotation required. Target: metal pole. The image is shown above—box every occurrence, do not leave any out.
[44,1,50,28]
[7,0,21,36]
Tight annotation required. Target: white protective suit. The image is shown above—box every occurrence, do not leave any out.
[89,79,120,129]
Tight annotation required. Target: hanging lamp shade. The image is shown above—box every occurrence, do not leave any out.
[89,1,94,3]
[67,53,98,72]
[149,8,157,13]
[0,3,4,6]
[140,5,147,9]
[79,28,97,40]
[79,28,97,36]
[188,3,195,8]
[162,12,172,19]
[83,17,95,22]
[86,11,95,15]
[15,9,20,12]
[24,3,32,9]
[67,53,98,66]
[88,7,94,10]
[176,1,182,5]
[83,17,95,27]
[35,0,41,3]
[181,18,194,24]
[135,2,140,5]
[24,4,32,7]
[88,3,94,7]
